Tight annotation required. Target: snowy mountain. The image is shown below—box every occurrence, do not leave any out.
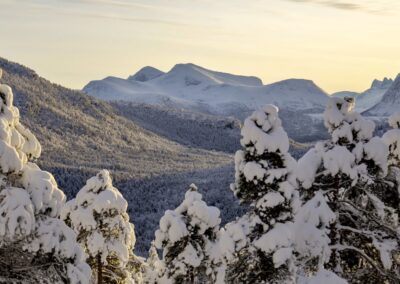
[83,63,328,115]
[84,64,330,141]
[128,66,164,82]
[331,91,359,99]
[154,63,263,87]
[365,74,400,116]
[331,77,393,112]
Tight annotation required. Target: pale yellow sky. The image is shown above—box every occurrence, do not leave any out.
[1,0,400,93]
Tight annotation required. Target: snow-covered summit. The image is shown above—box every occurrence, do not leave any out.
[128,66,164,82]
[331,77,393,112]
[83,64,331,141]
[371,77,393,89]
[262,78,328,109]
[366,73,400,116]
[156,63,263,87]
[83,64,328,117]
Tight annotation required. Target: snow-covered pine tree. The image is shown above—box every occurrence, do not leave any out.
[380,112,400,274]
[62,170,142,284]
[0,70,90,283]
[296,97,399,282]
[143,242,163,284]
[222,105,298,283]
[154,184,221,284]
[383,112,400,168]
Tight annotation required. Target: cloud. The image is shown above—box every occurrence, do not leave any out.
[284,0,390,14]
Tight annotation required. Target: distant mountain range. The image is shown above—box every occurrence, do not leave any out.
[84,64,399,117]
[83,63,329,117]
[83,63,399,141]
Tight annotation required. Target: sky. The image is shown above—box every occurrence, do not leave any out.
[0,0,400,93]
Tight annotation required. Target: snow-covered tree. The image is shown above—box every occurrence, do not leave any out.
[0,70,90,283]
[143,242,163,284]
[62,170,141,284]
[296,97,399,282]
[154,184,221,284]
[383,112,400,167]
[298,268,348,284]
[222,105,298,283]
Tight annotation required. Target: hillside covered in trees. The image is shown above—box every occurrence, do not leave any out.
[0,60,398,283]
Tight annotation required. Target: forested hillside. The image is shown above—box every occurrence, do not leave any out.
[0,57,237,255]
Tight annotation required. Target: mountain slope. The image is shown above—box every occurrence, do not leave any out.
[331,91,359,99]
[153,63,263,87]
[128,66,164,82]
[331,77,393,112]
[83,63,329,114]
[111,102,242,153]
[365,74,400,116]
[0,57,241,256]
[0,58,231,180]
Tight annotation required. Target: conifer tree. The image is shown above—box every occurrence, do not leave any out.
[296,97,399,282]
[143,242,163,284]
[154,184,221,284]
[222,105,299,283]
[62,170,141,284]
[0,69,90,283]
[383,112,400,167]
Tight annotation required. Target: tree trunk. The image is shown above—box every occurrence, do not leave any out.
[329,176,341,273]
[97,254,103,284]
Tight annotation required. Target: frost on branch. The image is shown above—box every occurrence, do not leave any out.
[298,268,348,284]
[294,192,335,265]
[224,105,298,283]
[154,184,221,284]
[143,242,164,284]
[383,112,400,167]
[0,79,90,283]
[62,169,141,284]
[295,97,399,282]
[0,187,35,240]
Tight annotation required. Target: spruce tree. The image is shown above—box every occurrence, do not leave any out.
[0,70,90,283]
[222,105,298,283]
[62,170,141,284]
[154,184,221,284]
[296,97,399,282]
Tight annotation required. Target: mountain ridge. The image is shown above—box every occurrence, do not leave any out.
[365,74,400,116]
[128,66,164,82]
[331,77,393,112]
[83,63,329,114]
